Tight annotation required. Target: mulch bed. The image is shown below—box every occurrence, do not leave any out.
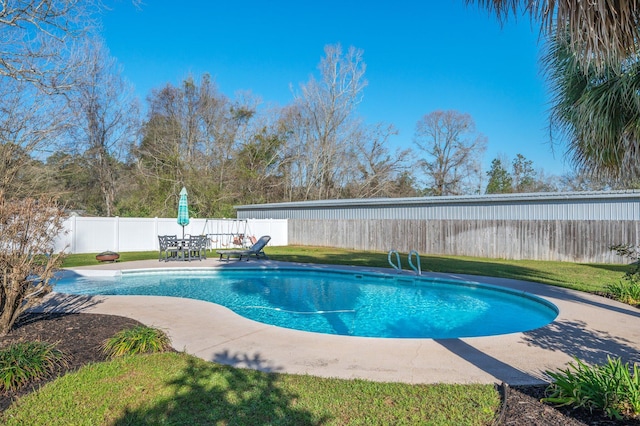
[0,313,143,412]
[0,313,638,425]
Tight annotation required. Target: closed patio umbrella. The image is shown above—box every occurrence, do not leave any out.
[177,187,189,238]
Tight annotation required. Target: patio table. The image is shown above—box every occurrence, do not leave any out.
[174,236,207,261]
[174,239,190,261]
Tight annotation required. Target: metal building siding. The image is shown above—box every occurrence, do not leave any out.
[236,191,640,263]
[237,191,640,221]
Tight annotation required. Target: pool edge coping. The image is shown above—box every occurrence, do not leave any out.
[46,259,640,386]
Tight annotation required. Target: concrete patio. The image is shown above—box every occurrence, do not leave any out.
[40,258,640,386]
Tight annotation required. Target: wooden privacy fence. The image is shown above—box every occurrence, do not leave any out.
[289,219,638,263]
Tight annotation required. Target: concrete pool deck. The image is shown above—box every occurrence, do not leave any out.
[40,258,640,386]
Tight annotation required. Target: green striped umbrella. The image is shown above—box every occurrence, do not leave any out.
[177,187,189,238]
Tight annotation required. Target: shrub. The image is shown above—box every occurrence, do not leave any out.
[102,325,171,358]
[0,341,68,392]
[0,194,66,336]
[605,279,640,306]
[608,244,640,306]
[543,356,640,420]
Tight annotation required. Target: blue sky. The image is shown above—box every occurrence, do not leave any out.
[100,0,569,177]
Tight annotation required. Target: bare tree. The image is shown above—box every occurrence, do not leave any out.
[278,103,308,201]
[0,76,67,196]
[349,123,414,198]
[413,110,486,196]
[0,1,139,201]
[231,105,289,203]
[132,74,258,217]
[64,38,140,216]
[557,169,632,192]
[289,44,367,200]
[0,0,98,91]
[0,193,66,336]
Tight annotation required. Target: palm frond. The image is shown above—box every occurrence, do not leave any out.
[468,0,640,71]
[543,25,640,181]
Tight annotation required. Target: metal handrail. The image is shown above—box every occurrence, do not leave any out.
[408,250,422,275]
[387,249,402,271]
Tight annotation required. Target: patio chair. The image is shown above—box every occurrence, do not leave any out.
[188,235,207,261]
[158,235,179,262]
[217,235,271,261]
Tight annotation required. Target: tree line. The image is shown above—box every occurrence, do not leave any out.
[3,1,640,221]
[4,38,618,220]
[39,43,422,218]
[0,35,475,217]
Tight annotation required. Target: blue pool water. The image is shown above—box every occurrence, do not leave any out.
[55,268,558,339]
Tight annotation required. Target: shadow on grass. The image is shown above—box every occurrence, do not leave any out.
[272,250,634,293]
[578,262,630,274]
[270,252,570,286]
[424,256,563,284]
[113,354,326,426]
[268,252,390,268]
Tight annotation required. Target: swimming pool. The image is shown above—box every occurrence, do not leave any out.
[55,268,558,339]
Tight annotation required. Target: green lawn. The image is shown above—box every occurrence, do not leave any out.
[22,246,625,425]
[265,246,628,293]
[1,353,499,425]
[63,245,629,294]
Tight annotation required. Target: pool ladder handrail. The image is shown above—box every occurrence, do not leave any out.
[408,250,422,276]
[387,249,402,271]
[387,249,422,275]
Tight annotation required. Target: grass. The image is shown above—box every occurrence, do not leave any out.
[266,246,628,293]
[39,245,632,424]
[1,352,499,425]
[61,251,159,268]
[61,245,629,294]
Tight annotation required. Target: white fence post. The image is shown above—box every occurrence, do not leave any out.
[71,215,77,253]
[154,217,158,249]
[114,216,120,252]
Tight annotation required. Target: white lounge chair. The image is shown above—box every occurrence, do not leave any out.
[217,235,271,261]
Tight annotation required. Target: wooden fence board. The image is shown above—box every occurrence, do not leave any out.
[289,219,638,263]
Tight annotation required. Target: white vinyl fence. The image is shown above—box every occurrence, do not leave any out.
[54,217,288,254]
